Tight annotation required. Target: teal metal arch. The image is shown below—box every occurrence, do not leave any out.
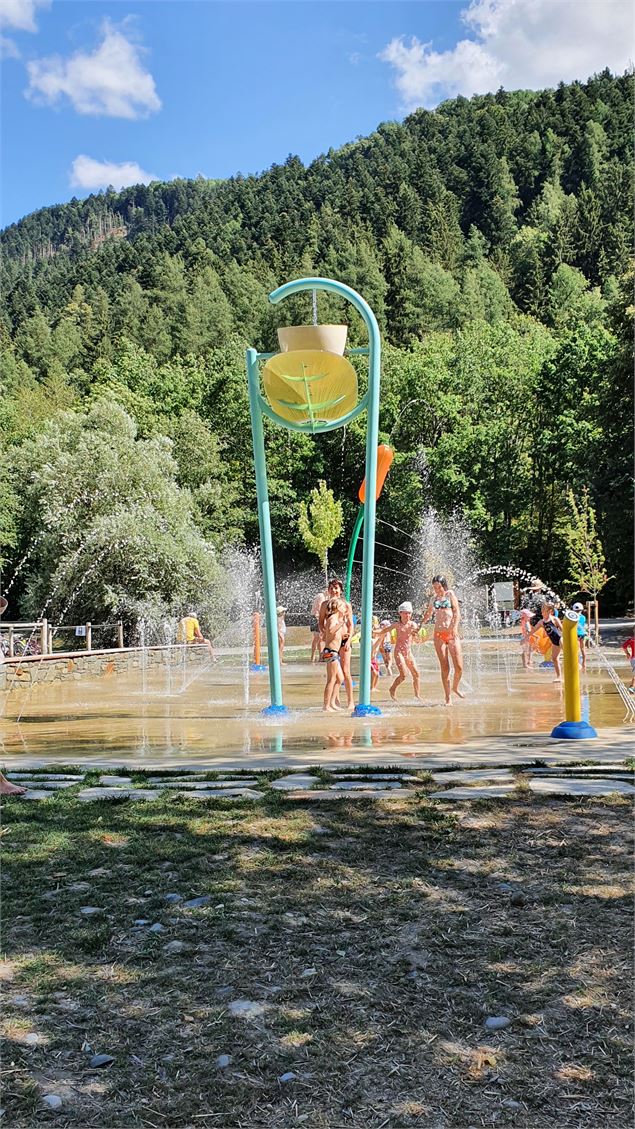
[245,276,382,716]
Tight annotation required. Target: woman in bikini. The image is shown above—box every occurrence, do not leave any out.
[421,575,464,704]
[379,602,421,701]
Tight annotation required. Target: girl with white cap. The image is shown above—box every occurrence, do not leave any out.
[378,602,421,701]
[572,602,587,672]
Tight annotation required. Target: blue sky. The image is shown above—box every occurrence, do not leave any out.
[1,0,631,228]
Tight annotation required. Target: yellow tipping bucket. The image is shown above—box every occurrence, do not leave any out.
[261,349,357,428]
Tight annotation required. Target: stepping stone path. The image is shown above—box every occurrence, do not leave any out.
[4,765,633,803]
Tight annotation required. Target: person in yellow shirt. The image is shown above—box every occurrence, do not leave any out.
[177,612,214,656]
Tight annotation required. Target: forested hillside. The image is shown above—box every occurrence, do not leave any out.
[1,70,633,622]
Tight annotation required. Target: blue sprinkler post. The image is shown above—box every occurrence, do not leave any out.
[245,347,288,715]
[267,277,382,716]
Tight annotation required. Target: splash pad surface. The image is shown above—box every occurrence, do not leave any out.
[1,629,631,771]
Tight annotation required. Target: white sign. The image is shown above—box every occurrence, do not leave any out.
[493,582,514,609]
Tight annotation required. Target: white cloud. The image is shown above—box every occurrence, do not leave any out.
[70,155,157,192]
[380,0,634,109]
[26,19,161,118]
[1,35,21,59]
[0,0,49,33]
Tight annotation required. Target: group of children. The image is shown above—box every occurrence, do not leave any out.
[319,578,464,710]
[519,601,588,681]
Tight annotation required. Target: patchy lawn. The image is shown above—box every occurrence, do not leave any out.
[1,776,633,1128]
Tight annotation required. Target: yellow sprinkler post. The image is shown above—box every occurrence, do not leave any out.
[551,611,597,739]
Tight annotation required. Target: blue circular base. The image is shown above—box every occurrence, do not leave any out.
[352,703,383,717]
[249,663,267,672]
[261,704,289,717]
[551,720,598,740]
[539,661,554,668]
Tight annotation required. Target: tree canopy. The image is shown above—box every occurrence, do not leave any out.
[1,71,633,615]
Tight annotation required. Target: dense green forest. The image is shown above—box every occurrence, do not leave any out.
[1,70,633,625]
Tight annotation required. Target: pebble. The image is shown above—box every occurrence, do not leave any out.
[278,1072,297,1083]
[79,906,103,916]
[497,883,513,893]
[485,1016,511,1031]
[148,923,164,933]
[216,1054,232,1069]
[164,893,182,904]
[24,1033,42,1046]
[301,967,317,977]
[183,895,211,909]
[163,940,187,954]
[133,919,151,927]
[502,1099,522,1111]
[89,1054,114,1068]
[228,999,266,1019]
[510,892,526,907]
[42,1095,63,1110]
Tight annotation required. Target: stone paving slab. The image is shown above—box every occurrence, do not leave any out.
[6,778,79,790]
[77,787,161,803]
[148,778,259,789]
[285,789,411,801]
[431,769,515,785]
[433,785,518,800]
[271,775,319,791]
[529,777,635,796]
[18,790,60,802]
[99,775,133,786]
[175,788,263,801]
[329,780,404,791]
[7,773,84,782]
[330,773,415,782]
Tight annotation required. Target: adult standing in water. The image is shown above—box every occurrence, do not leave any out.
[421,575,464,704]
[319,577,354,711]
[309,587,327,663]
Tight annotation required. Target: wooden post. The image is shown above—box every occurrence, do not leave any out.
[117,621,124,649]
[85,622,92,651]
[8,625,14,658]
[41,617,48,655]
[48,626,53,653]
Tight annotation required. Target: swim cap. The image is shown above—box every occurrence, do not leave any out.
[572,602,583,611]
[398,601,413,614]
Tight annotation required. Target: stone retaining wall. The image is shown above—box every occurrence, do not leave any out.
[0,644,209,692]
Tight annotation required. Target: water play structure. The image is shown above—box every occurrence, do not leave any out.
[246,277,383,717]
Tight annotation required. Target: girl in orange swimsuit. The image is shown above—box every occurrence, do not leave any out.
[421,575,464,704]
[378,602,421,701]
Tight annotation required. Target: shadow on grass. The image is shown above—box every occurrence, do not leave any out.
[1,789,633,1128]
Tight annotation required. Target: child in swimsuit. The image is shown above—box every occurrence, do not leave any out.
[621,635,635,692]
[378,601,421,701]
[379,619,394,676]
[520,607,533,669]
[531,603,563,681]
[321,598,346,711]
[370,620,385,692]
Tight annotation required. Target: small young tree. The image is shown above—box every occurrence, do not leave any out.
[564,488,613,637]
[298,480,343,585]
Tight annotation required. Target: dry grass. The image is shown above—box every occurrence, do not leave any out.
[1,780,633,1128]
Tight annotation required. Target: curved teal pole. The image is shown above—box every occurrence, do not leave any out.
[246,347,287,714]
[269,278,382,715]
[345,505,365,603]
